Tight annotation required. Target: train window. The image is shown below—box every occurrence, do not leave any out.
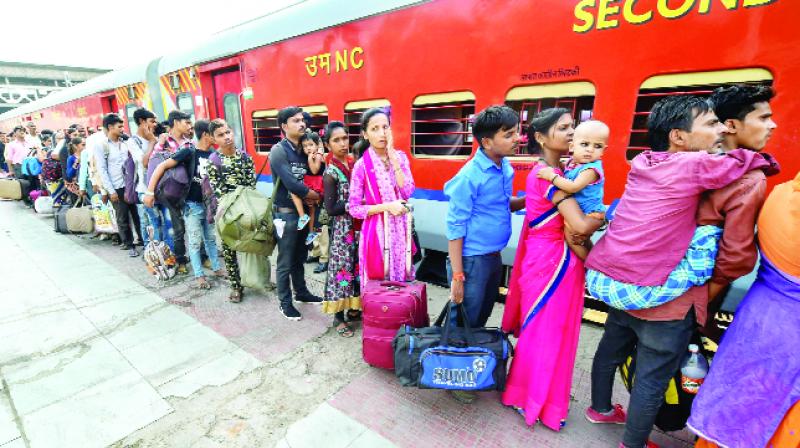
[627,68,774,160]
[252,109,280,153]
[176,93,196,123]
[344,99,391,147]
[125,103,139,135]
[411,91,475,158]
[505,81,596,156]
[223,94,244,149]
[300,105,328,136]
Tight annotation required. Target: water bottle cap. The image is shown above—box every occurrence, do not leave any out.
[688,344,699,352]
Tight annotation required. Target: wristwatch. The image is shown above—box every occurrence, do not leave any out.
[144,191,155,197]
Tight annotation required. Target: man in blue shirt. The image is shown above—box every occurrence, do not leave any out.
[444,106,525,332]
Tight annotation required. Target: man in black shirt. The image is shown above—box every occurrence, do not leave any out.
[270,106,322,320]
[143,111,194,273]
[144,119,226,289]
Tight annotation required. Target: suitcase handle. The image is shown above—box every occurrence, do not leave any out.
[380,281,408,289]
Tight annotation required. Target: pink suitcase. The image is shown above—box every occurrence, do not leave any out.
[362,280,428,369]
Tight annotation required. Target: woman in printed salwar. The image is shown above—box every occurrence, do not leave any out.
[348,107,416,286]
[321,121,361,338]
[690,171,800,448]
[501,108,603,430]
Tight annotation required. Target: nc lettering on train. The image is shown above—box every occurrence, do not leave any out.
[573,0,778,34]
[304,47,365,77]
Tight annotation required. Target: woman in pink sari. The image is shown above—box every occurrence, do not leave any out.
[502,108,603,430]
[348,108,416,285]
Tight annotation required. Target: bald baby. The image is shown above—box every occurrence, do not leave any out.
[571,120,609,164]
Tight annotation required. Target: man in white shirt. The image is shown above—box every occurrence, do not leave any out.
[129,108,162,247]
[93,113,141,257]
[24,122,42,149]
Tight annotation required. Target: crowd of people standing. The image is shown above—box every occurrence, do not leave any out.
[1,83,797,448]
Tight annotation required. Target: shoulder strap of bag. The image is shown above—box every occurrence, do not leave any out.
[267,171,281,212]
[132,135,144,150]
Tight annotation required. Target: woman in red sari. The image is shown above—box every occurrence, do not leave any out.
[502,108,603,430]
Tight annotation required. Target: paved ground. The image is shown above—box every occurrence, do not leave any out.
[0,200,695,448]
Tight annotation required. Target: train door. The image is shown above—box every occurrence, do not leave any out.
[211,68,244,149]
[100,94,118,116]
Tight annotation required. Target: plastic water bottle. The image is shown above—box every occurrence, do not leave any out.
[680,344,709,394]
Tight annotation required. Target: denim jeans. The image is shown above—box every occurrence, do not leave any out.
[164,201,187,264]
[591,307,695,448]
[446,252,503,328]
[274,210,312,306]
[138,192,164,246]
[184,201,220,278]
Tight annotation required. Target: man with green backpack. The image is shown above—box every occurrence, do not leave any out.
[206,119,275,303]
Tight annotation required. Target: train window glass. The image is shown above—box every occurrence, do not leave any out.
[177,93,196,123]
[627,68,773,160]
[505,81,596,156]
[223,94,244,149]
[252,109,280,153]
[299,105,328,135]
[344,99,391,147]
[125,103,139,135]
[411,91,475,158]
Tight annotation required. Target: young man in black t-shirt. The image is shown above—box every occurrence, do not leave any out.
[144,119,225,288]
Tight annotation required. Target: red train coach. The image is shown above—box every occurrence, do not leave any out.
[194,0,797,265]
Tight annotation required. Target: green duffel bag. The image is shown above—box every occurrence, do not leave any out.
[237,252,272,291]
[215,185,276,256]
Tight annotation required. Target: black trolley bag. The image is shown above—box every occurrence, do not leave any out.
[392,303,512,391]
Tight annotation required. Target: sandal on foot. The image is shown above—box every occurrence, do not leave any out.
[336,323,355,338]
[213,269,228,279]
[229,289,243,303]
[196,277,212,290]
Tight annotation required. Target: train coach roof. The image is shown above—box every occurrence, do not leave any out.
[0,62,149,121]
[157,0,426,75]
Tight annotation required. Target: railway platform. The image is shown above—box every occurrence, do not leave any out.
[0,200,695,448]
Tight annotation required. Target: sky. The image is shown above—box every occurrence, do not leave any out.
[0,0,301,70]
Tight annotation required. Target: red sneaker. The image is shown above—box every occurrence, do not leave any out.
[585,404,626,424]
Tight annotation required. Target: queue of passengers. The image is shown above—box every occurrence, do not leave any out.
[438,84,795,448]
[1,84,797,448]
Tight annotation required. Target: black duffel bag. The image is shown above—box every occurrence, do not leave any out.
[392,303,512,391]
